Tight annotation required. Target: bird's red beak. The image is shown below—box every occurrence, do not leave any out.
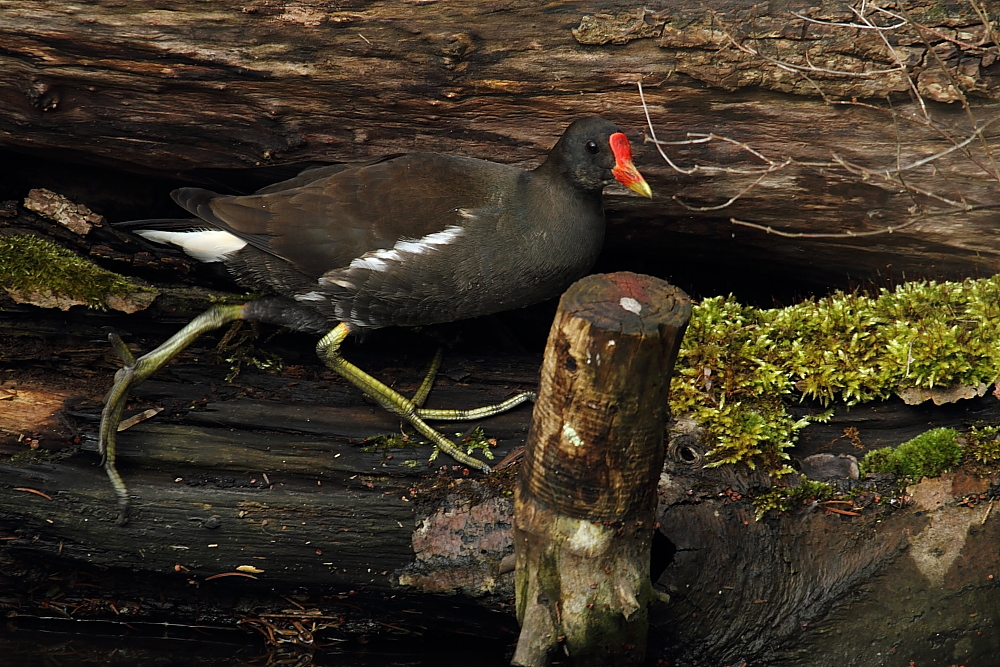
[609,132,653,198]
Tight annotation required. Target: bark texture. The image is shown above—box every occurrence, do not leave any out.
[513,273,691,666]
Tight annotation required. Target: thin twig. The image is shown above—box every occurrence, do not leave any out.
[637,80,697,175]
[729,33,903,77]
[675,162,790,211]
[790,11,906,30]
[638,3,1000,233]
[967,0,1000,51]
[897,0,1000,182]
[730,216,922,238]
[849,3,928,119]
[871,4,1000,53]
[14,487,53,501]
[831,154,969,208]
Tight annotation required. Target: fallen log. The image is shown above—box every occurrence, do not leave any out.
[2,3,1000,657]
[0,327,535,585]
[3,0,1000,295]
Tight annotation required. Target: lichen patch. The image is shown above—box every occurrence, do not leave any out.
[572,9,666,45]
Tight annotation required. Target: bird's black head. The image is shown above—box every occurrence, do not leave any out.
[543,116,652,198]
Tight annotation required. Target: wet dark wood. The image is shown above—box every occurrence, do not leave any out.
[3,287,1000,664]
[651,436,1000,667]
[0,294,535,608]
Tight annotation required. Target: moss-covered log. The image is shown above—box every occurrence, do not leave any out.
[513,273,690,666]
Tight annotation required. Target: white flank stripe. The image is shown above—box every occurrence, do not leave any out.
[294,291,326,302]
[349,256,388,272]
[347,224,464,272]
[417,224,465,248]
[136,230,247,263]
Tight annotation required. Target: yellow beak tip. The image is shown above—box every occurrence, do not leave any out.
[630,180,653,199]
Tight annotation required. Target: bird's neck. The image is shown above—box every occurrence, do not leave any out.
[530,158,603,205]
[519,165,605,261]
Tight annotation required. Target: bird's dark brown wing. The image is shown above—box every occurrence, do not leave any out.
[249,155,402,195]
[172,153,513,279]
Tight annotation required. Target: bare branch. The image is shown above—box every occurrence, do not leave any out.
[865,119,997,177]
[870,4,1000,53]
[730,216,923,238]
[675,162,791,211]
[637,80,697,175]
[639,2,1000,237]
[893,0,1000,181]
[831,154,969,208]
[848,2,928,119]
[966,0,1000,52]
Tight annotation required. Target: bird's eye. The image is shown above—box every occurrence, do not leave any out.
[585,140,599,154]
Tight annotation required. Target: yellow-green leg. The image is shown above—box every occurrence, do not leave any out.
[410,348,537,419]
[317,324,537,471]
[99,304,246,524]
[411,348,443,409]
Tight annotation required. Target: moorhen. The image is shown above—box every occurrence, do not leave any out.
[99,116,652,521]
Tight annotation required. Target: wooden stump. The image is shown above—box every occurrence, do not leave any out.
[513,272,691,666]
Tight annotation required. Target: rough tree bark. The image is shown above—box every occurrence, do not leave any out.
[513,273,690,666]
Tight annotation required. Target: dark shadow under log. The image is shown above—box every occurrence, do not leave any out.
[513,272,691,666]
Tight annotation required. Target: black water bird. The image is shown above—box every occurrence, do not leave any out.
[99,116,652,521]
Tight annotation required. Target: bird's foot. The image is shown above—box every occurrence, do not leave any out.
[317,325,539,472]
[99,332,148,524]
[99,304,246,523]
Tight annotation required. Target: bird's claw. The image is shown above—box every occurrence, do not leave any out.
[108,332,136,366]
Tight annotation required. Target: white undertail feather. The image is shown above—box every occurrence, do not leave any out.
[136,229,247,263]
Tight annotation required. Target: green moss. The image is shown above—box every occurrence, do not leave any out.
[362,433,423,452]
[672,277,1000,473]
[752,479,834,520]
[211,320,283,381]
[859,428,963,481]
[455,426,496,458]
[0,233,153,308]
[966,424,1000,463]
[364,426,496,466]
